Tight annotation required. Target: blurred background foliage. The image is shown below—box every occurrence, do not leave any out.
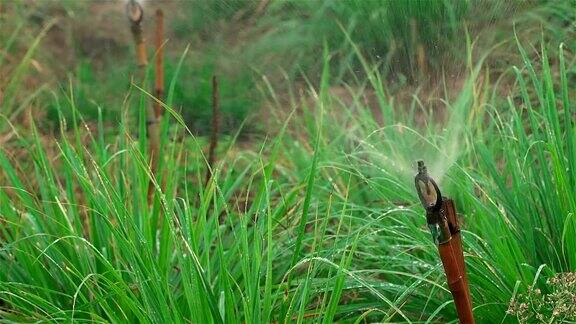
[1,0,575,135]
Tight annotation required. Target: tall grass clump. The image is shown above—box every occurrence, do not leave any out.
[476,41,576,271]
[0,70,274,322]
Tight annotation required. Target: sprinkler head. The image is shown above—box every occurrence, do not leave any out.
[415,160,451,244]
[126,0,144,24]
[414,160,442,212]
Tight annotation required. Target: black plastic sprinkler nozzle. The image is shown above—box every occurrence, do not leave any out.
[414,160,442,212]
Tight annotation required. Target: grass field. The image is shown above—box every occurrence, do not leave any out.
[1,0,576,322]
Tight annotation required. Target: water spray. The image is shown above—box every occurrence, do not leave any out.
[415,160,474,323]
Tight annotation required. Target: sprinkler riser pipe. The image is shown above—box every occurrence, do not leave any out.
[414,161,474,323]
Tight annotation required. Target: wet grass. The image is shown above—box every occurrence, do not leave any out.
[1,1,576,322]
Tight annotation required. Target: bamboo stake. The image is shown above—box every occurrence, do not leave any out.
[415,161,474,324]
[154,9,164,118]
[444,199,471,296]
[126,1,165,205]
[147,8,165,204]
[440,240,473,321]
[205,75,220,186]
